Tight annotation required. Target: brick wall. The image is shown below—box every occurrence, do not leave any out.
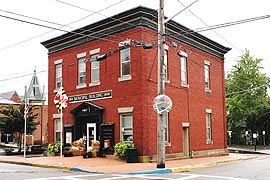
[47,26,227,157]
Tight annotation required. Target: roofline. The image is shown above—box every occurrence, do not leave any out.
[41,6,231,59]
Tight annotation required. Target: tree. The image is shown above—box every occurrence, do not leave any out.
[0,102,39,151]
[226,50,270,134]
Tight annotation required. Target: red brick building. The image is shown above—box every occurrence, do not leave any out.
[42,6,230,162]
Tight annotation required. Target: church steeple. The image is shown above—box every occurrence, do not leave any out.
[25,69,46,103]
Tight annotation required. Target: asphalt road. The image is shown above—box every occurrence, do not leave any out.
[0,155,269,180]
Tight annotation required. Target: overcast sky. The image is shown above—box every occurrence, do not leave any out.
[0,0,269,98]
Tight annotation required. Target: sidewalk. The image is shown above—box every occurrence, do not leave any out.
[0,152,259,174]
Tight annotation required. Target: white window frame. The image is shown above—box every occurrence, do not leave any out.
[118,40,132,82]
[54,118,61,142]
[120,114,133,142]
[164,112,169,143]
[206,109,213,144]
[164,45,170,83]
[181,55,188,87]
[204,60,211,92]
[55,63,62,90]
[90,54,100,86]
[77,58,86,88]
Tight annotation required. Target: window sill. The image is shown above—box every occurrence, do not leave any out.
[206,139,213,144]
[76,83,87,89]
[53,88,61,93]
[205,88,212,93]
[181,83,189,88]
[118,75,132,82]
[165,79,170,84]
[89,81,101,87]
[165,142,171,147]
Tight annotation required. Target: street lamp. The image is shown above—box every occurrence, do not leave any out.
[262,131,266,147]
[253,133,257,151]
[228,131,232,146]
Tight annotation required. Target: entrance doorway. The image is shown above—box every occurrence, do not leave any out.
[183,126,190,157]
[86,123,96,150]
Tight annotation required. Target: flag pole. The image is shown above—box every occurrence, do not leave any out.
[24,86,27,161]
[24,107,27,161]
[60,106,63,165]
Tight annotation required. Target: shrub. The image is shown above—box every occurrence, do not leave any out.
[48,142,61,154]
[114,141,133,159]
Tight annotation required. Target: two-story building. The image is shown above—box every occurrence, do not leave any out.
[41,6,230,162]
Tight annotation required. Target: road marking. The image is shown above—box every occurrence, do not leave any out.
[179,173,251,180]
[26,174,103,180]
[25,173,252,180]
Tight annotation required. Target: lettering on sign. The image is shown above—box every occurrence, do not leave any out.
[68,90,112,103]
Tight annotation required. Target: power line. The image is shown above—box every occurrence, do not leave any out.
[184,15,270,35]
[175,0,243,53]
[0,70,47,81]
[0,0,127,51]
[0,13,121,45]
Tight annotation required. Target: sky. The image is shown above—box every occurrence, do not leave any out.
[0,0,269,100]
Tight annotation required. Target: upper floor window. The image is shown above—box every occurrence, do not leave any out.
[55,63,62,89]
[204,60,211,91]
[78,58,86,85]
[164,49,169,81]
[91,54,100,84]
[179,51,188,86]
[120,47,130,76]
[118,40,132,81]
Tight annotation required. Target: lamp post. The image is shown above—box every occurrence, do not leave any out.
[228,131,232,146]
[262,131,266,147]
[253,133,257,151]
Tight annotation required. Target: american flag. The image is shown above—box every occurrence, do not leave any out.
[24,98,29,119]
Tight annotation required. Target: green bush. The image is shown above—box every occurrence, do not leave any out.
[114,141,133,159]
[48,142,61,154]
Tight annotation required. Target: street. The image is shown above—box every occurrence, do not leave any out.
[0,155,269,180]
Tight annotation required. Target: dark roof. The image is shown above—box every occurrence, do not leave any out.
[41,6,230,59]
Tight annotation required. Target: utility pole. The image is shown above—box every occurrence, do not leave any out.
[157,0,166,168]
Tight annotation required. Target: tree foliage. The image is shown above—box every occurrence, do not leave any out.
[0,102,39,151]
[226,50,270,133]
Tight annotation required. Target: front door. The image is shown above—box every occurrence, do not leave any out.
[86,123,96,150]
[183,127,189,157]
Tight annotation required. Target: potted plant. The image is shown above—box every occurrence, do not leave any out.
[63,150,73,157]
[47,142,61,156]
[82,151,87,158]
[113,141,133,160]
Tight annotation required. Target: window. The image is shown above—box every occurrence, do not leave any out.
[54,119,61,142]
[120,47,130,76]
[206,110,212,143]
[55,63,62,89]
[120,114,133,142]
[164,49,169,81]
[181,56,188,86]
[204,61,210,91]
[91,54,100,83]
[118,40,131,81]
[78,58,86,85]
[164,113,169,142]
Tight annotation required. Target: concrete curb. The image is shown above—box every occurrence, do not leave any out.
[0,159,72,171]
[171,156,258,173]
